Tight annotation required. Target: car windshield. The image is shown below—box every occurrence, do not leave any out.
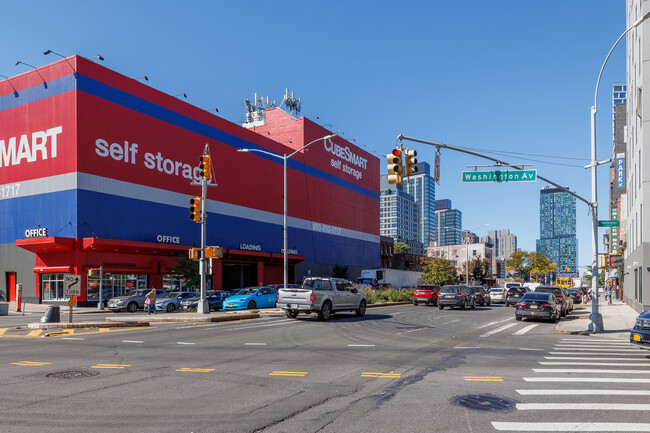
[490,289,503,293]
[125,290,146,297]
[522,293,551,301]
[157,293,175,300]
[440,286,459,293]
[536,287,561,295]
[567,289,579,294]
[235,288,257,295]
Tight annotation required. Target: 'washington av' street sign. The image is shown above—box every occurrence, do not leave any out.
[462,169,537,183]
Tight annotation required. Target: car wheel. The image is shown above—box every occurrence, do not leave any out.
[413,300,418,306]
[166,303,176,313]
[127,302,138,313]
[552,312,559,323]
[516,315,522,321]
[439,305,444,310]
[247,301,257,310]
[318,302,332,321]
[285,310,299,319]
[561,308,567,317]
[356,300,366,317]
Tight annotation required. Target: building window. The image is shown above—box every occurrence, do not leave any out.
[637,87,642,118]
[42,273,65,301]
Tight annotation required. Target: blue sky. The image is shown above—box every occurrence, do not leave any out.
[1,1,626,272]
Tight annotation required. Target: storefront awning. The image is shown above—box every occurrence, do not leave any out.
[16,237,76,253]
[33,265,74,274]
[81,238,191,256]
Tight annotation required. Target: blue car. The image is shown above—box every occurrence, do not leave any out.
[223,286,277,310]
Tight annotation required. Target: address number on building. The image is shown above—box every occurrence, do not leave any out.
[63,275,81,297]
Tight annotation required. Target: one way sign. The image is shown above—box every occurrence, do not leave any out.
[64,275,81,297]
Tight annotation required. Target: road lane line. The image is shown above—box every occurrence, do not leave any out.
[361,372,401,378]
[26,330,43,337]
[554,344,636,348]
[464,376,503,381]
[551,348,641,352]
[61,337,85,340]
[516,403,650,410]
[11,361,51,366]
[440,319,460,325]
[177,368,214,372]
[480,323,517,337]
[512,324,539,335]
[519,348,544,351]
[550,351,645,355]
[559,339,630,343]
[539,361,650,366]
[269,371,307,377]
[245,343,267,346]
[348,344,375,347]
[498,317,515,323]
[177,342,196,345]
[517,389,650,396]
[492,422,650,431]
[533,368,650,374]
[455,346,481,349]
[524,377,650,383]
[0,328,8,336]
[91,364,130,369]
[122,340,144,344]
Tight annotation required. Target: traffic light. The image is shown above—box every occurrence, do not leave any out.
[88,268,99,278]
[564,267,570,272]
[189,196,202,223]
[199,155,211,180]
[599,255,607,268]
[404,148,418,179]
[205,246,224,259]
[188,248,200,261]
[387,149,403,185]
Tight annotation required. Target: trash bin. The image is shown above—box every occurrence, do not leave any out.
[40,306,60,323]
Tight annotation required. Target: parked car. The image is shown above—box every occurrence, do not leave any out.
[515,292,562,322]
[107,288,167,312]
[270,284,301,290]
[179,290,229,311]
[566,288,582,305]
[276,277,366,320]
[505,288,525,307]
[155,291,199,313]
[412,284,441,306]
[471,286,491,306]
[489,288,506,304]
[631,311,650,349]
[534,286,569,317]
[438,285,475,310]
[223,286,277,310]
[505,282,524,291]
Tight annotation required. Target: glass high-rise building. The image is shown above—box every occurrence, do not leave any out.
[536,186,577,277]
[434,199,462,246]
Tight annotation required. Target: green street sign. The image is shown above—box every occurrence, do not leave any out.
[599,220,620,228]
[461,169,537,183]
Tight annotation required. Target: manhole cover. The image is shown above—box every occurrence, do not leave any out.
[453,394,515,412]
[46,370,100,379]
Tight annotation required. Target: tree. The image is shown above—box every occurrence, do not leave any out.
[506,251,532,280]
[528,251,557,282]
[421,252,457,286]
[175,254,202,290]
[332,265,349,279]
[394,241,410,254]
[469,257,489,283]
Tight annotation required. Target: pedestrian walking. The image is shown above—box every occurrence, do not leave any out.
[606,285,613,305]
[145,288,157,315]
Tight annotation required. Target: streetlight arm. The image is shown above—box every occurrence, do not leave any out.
[237,148,284,160]
[594,10,650,108]
[287,134,337,159]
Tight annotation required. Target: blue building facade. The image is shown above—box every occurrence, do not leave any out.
[536,186,578,277]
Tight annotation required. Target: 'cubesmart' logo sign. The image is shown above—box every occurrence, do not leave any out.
[0,126,63,167]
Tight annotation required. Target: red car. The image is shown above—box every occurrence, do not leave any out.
[413,284,441,306]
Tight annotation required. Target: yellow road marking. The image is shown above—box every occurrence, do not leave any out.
[0,328,7,336]
[26,330,44,338]
[11,361,52,366]
[269,371,308,377]
[91,364,131,369]
[361,372,401,378]
[44,330,75,337]
[464,376,503,381]
[176,368,215,373]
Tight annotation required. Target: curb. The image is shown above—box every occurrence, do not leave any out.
[28,321,151,330]
[104,313,261,323]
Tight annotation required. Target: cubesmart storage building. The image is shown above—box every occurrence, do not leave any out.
[0,56,380,306]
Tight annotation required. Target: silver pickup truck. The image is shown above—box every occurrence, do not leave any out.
[277,277,367,320]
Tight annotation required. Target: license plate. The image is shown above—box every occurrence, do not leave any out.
[290,304,298,308]
[446,295,453,298]
[634,334,641,341]
[530,305,538,309]
[514,295,520,298]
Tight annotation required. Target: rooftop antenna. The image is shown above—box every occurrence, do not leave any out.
[282,88,301,117]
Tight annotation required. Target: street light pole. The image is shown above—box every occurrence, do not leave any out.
[587,10,650,332]
[238,134,337,290]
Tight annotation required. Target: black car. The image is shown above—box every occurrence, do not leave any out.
[534,286,569,317]
[505,288,525,307]
[180,290,229,311]
[471,286,491,306]
[631,312,650,349]
[515,292,561,322]
[566,288,582,304]
[438,285,476,310]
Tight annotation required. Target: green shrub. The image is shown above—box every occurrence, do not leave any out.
[357,286,414,304]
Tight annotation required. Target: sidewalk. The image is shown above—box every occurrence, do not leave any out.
[556,296,638,340]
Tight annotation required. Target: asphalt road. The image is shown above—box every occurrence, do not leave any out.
[1,302,648,433]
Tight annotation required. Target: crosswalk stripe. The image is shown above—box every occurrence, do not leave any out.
[516,403,650,410]
[477,321,499,329]
[550,351,644,356]
[539,361,650,366]
[544,356,648,361]
[524,377,650,383]
[480,323,517,337]
[517,389,650,395]
[512,324,539,335]
[492,422,650,431]
[559,339,630,343]
[551,348,640,352]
